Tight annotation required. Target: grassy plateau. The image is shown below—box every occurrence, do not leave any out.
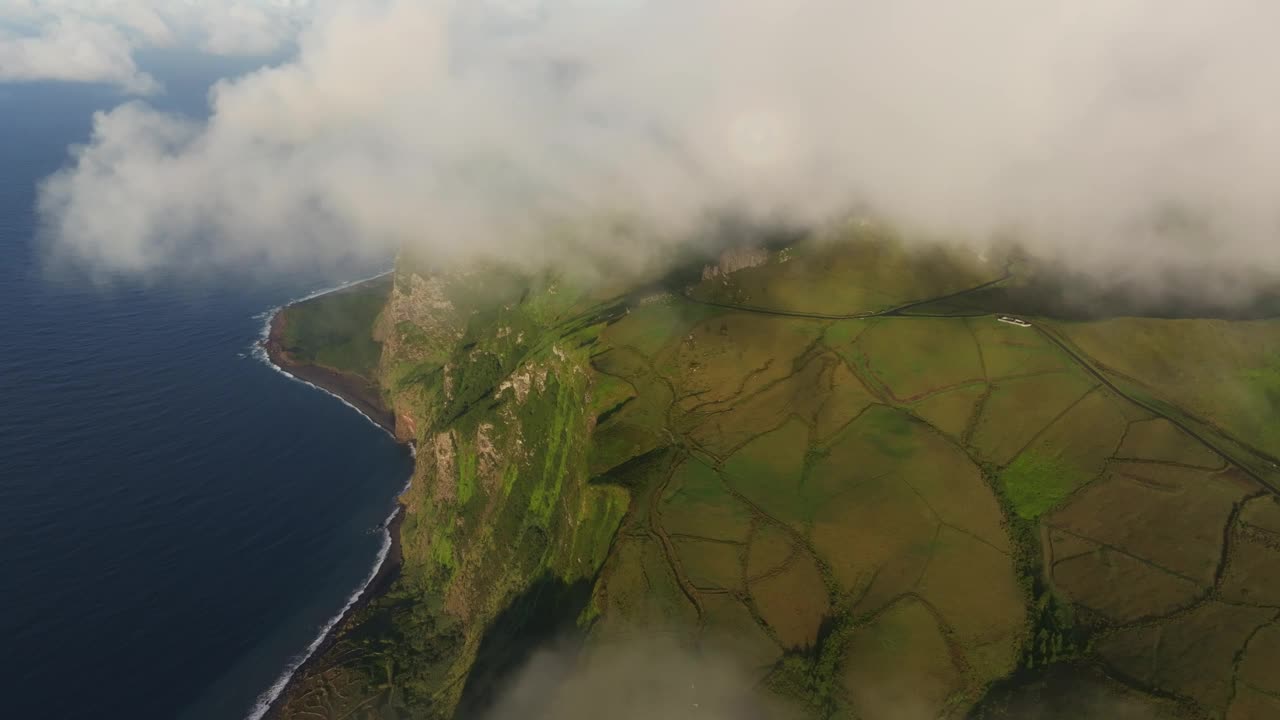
[269,232,1280,720]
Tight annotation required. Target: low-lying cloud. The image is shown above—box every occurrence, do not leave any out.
[480,635,797,720]
[32,0,1280,293]
[0,0,310,93]
[479,634,1172,720]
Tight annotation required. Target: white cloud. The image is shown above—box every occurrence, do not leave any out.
[199,2,310,56]
[35,0,1280,295]
[0,16,159,93]
[0,0,312,93]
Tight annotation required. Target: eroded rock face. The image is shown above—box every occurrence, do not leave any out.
[271,263,634,720]
[395,411,417,442]
[701,246,769,280]
[497,365,547,405]
[375,269,464,368]
[374,267,474,444]
[429,430,458,504]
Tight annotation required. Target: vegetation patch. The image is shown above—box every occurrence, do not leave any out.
[589,346,650,381]
[659,313,827,408]
[1060,318,1280,457]
[813,361,877,441]
[970,370,1097,465]
[812,405,920,481]
[1219,531,1280,607]
[592,536,698,640]
[1116,417,1224,469]
[840,599,964,720]
[810,469,937,604]
[911,383,986,440]
[969,665,1187,720]
[811,395,1006,557]
[672,537,744,591]
[699,594,785,673]
[822,319,869,352]
[281,276,390,379]
[587,375,672,476]
[659,458,755,543]
[747,522,797,581]
[687,353,834,456]
[1098,601,1276,713]
[721,417,812,529]
[1237,622,1280,696]
[916,527,1025,681]
[856,318,986,400]
[600,299,722,359]
[749,548,831,650]
[1000,451,1086,521]
[895,422,1009,552]
[587,372,637,420]
[1241,495,1280,534]
[1051,543,1203,623]
[969,317,1073,378]
[1229,685,1280,719]
[276,245,1280,720]
[1048,463,1247,586]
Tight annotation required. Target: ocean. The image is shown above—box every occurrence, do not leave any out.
[0,59,415,718]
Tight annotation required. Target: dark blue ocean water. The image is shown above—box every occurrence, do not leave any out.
[0,60,414,718]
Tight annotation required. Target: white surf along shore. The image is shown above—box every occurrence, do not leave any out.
[244,269,415,720]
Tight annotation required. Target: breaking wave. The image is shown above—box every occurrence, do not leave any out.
[248,269,394,439]
[243,269,416,719]
[242,508,397,720]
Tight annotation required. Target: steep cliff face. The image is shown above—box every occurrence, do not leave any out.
[372,267,464,440]
[274,262,630,719]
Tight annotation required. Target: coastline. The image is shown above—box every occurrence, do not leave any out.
[264,310,398,435]
[250,503,407,720]
[251,284,414,720]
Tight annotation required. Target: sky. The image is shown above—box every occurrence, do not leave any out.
[7,0,1280,299]
[0,1,310,92]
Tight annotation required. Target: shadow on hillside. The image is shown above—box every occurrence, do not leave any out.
[969,664,1189,720]
[452,574,595,720]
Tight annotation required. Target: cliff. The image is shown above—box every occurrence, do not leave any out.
[271,262,631,718]
[268,234,1280,720]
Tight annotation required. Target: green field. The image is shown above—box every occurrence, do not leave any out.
[279,276,391,379]
[274,234,1280,720]
[1059,318,1280,456]
[999,388,1130,519]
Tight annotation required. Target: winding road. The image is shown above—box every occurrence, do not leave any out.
[672,262,1280,499]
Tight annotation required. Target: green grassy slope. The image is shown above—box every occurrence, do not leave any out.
[274,237,1280,720]
[279,276,392,380]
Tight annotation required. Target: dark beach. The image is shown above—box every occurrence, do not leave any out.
[259,301,413,719]
[260,505,407,719]
[264,310,398,435]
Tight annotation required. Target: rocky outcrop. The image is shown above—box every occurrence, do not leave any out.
[271,264,629,720]
[701,245,769,280]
